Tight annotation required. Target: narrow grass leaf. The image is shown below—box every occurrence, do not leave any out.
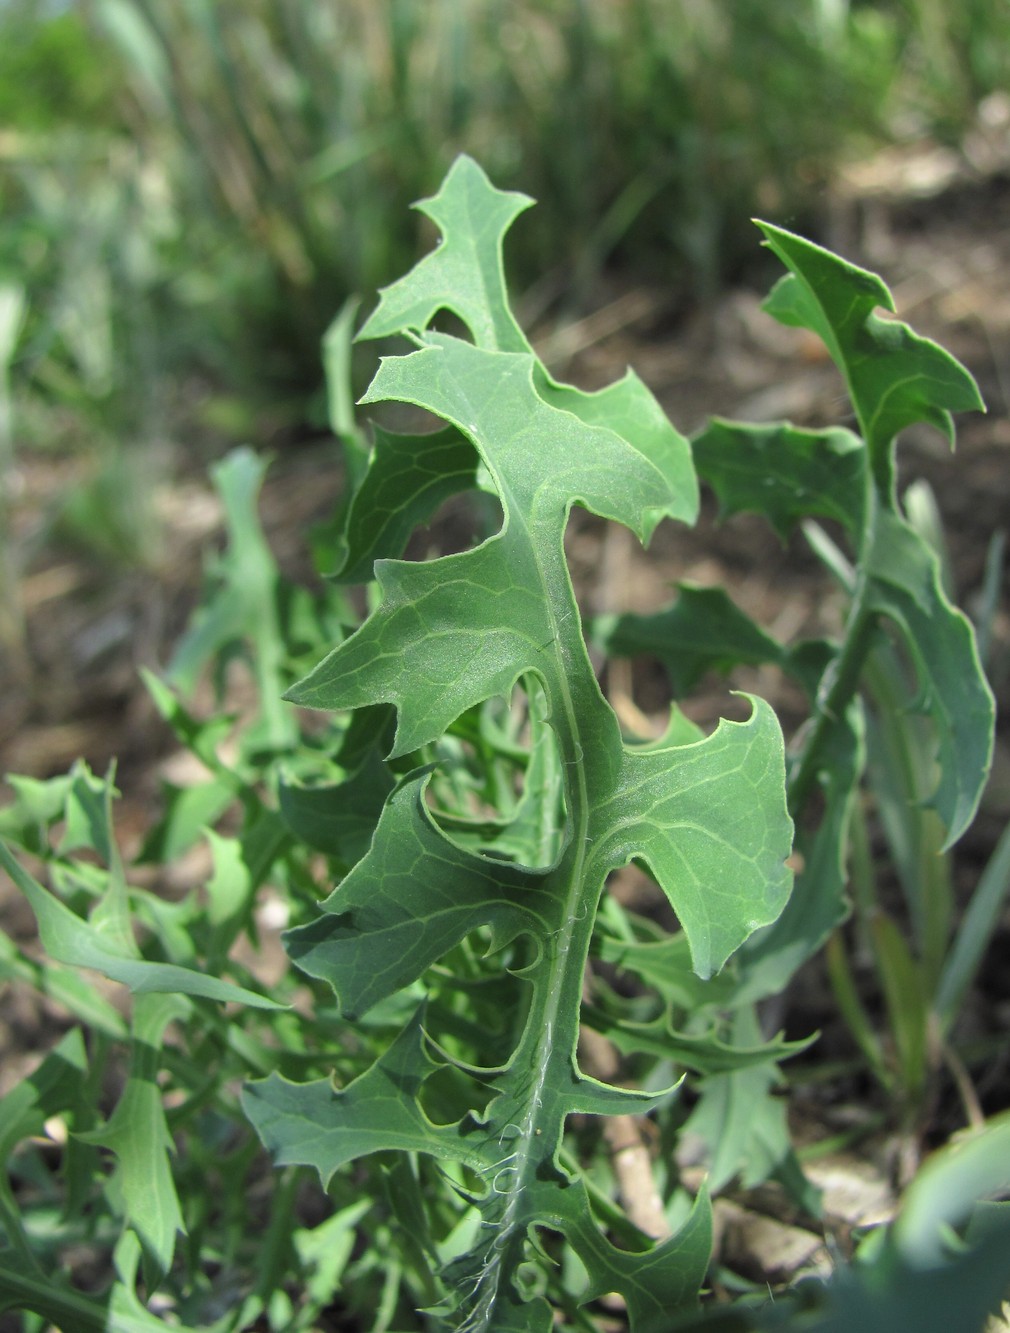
[870,911,929,1100]
[935,819,1010,1032]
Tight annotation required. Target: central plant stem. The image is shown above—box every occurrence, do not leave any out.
[464,539,614,1320]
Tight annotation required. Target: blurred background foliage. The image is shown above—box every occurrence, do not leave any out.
[1,0,1008,567]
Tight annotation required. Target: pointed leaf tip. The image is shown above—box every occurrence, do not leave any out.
[358,155,534,353]
[754,220,984,492]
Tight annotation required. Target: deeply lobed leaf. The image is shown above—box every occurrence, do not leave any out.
[757,222,984,497]
[247,157,795,1327]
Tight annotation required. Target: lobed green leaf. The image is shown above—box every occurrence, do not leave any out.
[283,770,557,1020]
[595,584,789,698]
[358,155,534,353]
[757,222,984,496]
[692,417,866,542]
[250,156,797,1327]
[334,422,481,583]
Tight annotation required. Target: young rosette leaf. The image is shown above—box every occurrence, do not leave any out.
[757,222,984,496]
[245,157,794,1328]
[753,221,992,846]
[76,993,189,1290]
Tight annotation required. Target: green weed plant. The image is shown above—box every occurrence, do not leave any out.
[1,157,1008,1331]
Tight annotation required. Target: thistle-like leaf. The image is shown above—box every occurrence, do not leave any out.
[247,157,795,1328]
[357,154,533,353]
[595,583,790,698]
[754,220,992,845]
[692,418,866,541]
[282,770,558,1020]
[758,222,984,497]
